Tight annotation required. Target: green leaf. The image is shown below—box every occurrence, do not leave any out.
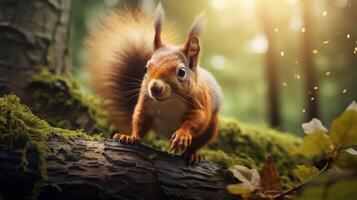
[298,132,332,157]
[293,165,319,182]
[334,148,357,169]
[227,183,255,199]
[330,108,357,149]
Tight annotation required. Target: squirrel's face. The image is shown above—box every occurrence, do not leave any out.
[144,46,196,102]
[144,4,203,102]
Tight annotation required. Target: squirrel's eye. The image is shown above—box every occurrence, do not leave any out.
[144,66,148,73]
[177,67,186,78]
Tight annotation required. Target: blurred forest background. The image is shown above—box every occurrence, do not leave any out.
[69,0,356,135]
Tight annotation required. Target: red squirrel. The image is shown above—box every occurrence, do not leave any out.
[85,4,223,164]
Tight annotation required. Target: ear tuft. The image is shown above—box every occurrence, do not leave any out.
[153,3,165,50]
[182,12,205,69]
[187,12,205,41]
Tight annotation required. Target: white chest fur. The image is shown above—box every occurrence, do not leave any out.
[145,96,188,138]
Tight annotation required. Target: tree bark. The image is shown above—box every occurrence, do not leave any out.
[301,0,319,120]
[0,0,71,95]
[0,1,104,134]
[0,137,234,200]
[257,0,281,127]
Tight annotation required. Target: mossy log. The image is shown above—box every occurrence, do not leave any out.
[0,136,235,200]
[0,95,302,199]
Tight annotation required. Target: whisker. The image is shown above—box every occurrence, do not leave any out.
[172,88,194,101]
[121,88,142,96]
[126,92,141,103]
[112,74,143,82]
[172,92,195,108]
[122,82,142,86]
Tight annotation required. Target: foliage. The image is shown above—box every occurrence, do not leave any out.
[227,101,357,199]
[297,101,357,163]
[227,165,260,199]
[228,156,283,199]
[293,165,318,182]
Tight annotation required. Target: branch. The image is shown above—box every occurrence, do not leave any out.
[0,136,234,200]
[273,160,331,199]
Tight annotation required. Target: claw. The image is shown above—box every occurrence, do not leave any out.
[170,132,176,142]
[112,133,141,144]
[170,130,192,154]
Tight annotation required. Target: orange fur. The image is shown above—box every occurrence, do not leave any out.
[85,8,176,133]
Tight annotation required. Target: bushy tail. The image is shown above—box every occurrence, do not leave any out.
[85,8,175,133]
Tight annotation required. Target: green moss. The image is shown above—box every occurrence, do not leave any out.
[29,68,113,136]
[144,116,301,186]
[211,117,302,186]
[0,94,100,197]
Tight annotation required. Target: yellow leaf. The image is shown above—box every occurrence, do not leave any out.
[293,165,319,182]
[298,132,332,157]
[228,165,260,198]
[227,183,255,199]
[330,107,357,149]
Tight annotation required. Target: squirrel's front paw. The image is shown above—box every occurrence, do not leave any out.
[170,130,192,153]
[113,133,141,144]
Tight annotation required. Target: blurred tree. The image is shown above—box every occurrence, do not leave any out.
[0,0,71,96]
[257,0,281,127]
[68,0,356,134]
[301,0,319,120]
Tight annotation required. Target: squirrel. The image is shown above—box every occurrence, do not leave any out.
[85,4,223,164]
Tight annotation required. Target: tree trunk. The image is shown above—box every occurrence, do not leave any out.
[0,137,234,200]
[301,0,319,120]
[0,0,71,96]
[0,1,105,134]
[257,0,281,127]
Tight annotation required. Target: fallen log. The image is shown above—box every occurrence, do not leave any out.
[0,136,235,200]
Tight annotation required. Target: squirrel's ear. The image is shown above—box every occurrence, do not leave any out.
[182,37,200,69]
[153,4,165,50]
[182,12,204,69]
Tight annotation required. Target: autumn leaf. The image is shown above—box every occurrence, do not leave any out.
[293,165,319,182]
[259,155,282,196]
[227,165,260,199]
[330,101,357,149]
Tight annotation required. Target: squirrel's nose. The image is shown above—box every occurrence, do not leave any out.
[150,82,163,96]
